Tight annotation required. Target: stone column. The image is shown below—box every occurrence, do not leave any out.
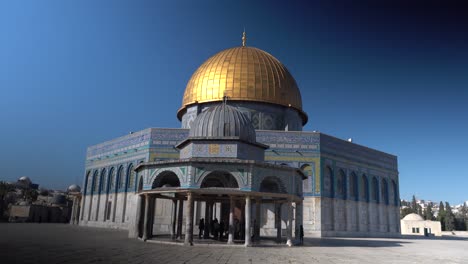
[70,196,76,225]
[171,199,177,239]
[276,202,282,243]
[255,198,261,239]
[227,196,235,244]
[129,194,142,238]
[286,199,293,246]
[244,196,252,247]
[204,201,210,239]
[209,201,214,235]
[176,199,184,239]
[149,197,156,238]
[142,195,150,241]
[184,192,194,246]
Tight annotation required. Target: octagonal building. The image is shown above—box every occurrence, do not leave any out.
[74,34,400,244]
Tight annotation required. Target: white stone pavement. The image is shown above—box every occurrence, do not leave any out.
[0,223,467,264]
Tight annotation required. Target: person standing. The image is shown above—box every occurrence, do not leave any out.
[299,225,304,245]
[199,218,205,239]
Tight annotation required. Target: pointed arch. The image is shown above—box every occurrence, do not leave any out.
[259,176,286,193]
[372,176,379,203]
[349,172,358,200]
[200,171,239,188]
[382,178,389,205]
[323,166,334,197]
[99,168,107,193]
[127,163,135,191]
[152,171,181,188]
[108,167,116,192]
[84,171,91,195]
[336,169,346,198]
[361,174,369,202]
[117,165,125,189]
[92,170,99,194]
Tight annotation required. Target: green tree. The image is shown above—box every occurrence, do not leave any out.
[437,201,446,231]
[445,202,455,231]
[462,203,468,231]
[411,195,418,212]
[424,202,435,220]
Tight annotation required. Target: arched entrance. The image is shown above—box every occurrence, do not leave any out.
[199,171,239,240]
[152,171,181,188]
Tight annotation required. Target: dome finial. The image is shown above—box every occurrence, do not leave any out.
[223,91,229,105]
[242,29,246,47]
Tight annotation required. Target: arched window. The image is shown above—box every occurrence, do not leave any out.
[109,168,116,191]
[349,172,358,199]
[84,171,90,195]
[372,177,379,202]
[100,169,107,193]
[392,180,398,206]
[92,171,99,193]
[382,179,389,205]
[360,174,369,202]
[323,166,334,197]
[336,169,346,198]
[117,166,125,189]
[127,164,135,190]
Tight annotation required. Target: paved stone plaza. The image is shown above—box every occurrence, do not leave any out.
[1,224,467,264]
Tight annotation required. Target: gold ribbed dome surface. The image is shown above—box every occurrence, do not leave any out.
[178,46,303,119]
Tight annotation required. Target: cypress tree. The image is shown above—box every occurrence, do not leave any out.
[424,202,434,220]
[445,202,455,231]
[437,201,446,231]
[463,203,468,231]
[411,195,418,213]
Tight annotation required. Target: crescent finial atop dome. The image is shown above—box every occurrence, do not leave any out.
[242,30,246,47]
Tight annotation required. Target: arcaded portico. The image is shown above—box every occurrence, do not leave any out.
[129,103,306,246]
[134,188,302,246]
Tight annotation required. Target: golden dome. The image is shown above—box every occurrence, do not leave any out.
[178,46,306,123]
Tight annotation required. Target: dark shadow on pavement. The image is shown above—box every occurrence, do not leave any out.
[400,235,468,241]
[301,237,409,248]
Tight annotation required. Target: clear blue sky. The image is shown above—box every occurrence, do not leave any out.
[1,1,467,205]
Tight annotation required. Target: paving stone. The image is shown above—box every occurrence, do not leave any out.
[0,223,467,264]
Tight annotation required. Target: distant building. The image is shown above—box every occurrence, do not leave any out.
[400,213,441,236]
[6,178,78,224]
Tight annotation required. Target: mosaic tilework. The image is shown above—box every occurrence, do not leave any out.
[256,130,320,146]
[86,129,152,159]
[320,134,397,171]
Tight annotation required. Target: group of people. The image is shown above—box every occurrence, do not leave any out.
[197,218,305,244]
[198,218,226,240]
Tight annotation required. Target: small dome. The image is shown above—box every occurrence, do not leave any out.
[67,184,81,192]
[402,213,424,221]
[18,176,31,184]
[189,103,256,144]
